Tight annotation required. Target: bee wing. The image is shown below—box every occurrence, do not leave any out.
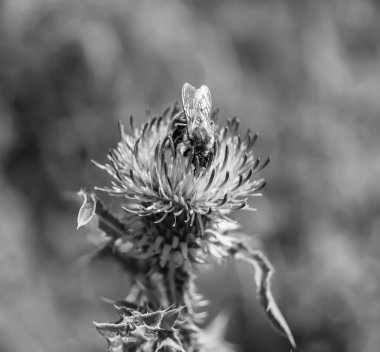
[182,83,196,122]
[193,85,212,129]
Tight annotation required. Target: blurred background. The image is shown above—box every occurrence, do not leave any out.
[1,0,380,351]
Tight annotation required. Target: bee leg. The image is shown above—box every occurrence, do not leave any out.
[204,154,212,170]
[185,149,194,174]
[207,147,216,169]
[193,155,201,176]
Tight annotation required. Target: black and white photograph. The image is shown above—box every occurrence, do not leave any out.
[0,1,379,352]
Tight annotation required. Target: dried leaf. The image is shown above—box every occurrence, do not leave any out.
[77,190,96,229]
[234,248,296,349]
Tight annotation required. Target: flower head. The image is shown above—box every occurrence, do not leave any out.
[91,101,270,269]
[95,103,269,229]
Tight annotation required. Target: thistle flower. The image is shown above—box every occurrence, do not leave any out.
[77,84,295,352]
[92,103,269,265]
[95,104,268,223]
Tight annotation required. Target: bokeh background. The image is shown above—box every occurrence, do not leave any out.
[1,0,380,351]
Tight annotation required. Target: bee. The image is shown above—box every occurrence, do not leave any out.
[172,83,216,169]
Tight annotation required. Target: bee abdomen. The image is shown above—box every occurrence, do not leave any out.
[191,126,213,149]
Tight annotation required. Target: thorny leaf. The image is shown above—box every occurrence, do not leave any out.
[234,246,296,349]
[93,305,184,352]
[160,308,182,330]
[139,311,164,328]
[94,322,120,339]
[77,190,96,229]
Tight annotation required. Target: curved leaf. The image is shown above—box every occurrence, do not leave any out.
[234,248,296,349]
[77,190,96,229]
